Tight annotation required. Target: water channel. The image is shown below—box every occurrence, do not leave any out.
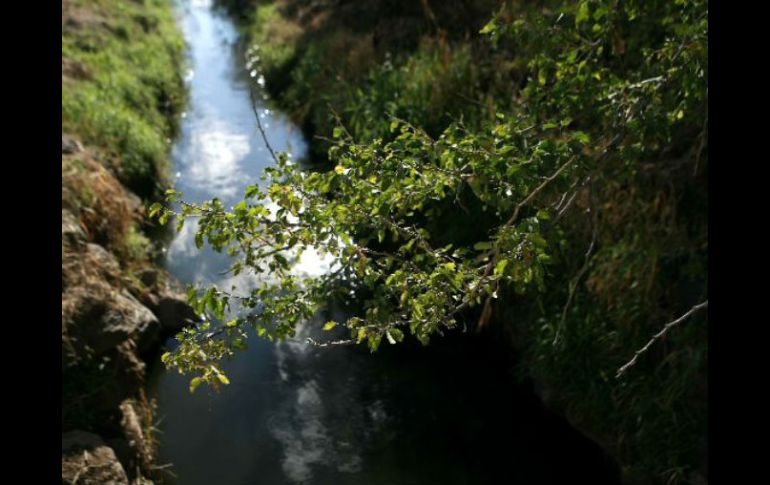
[149,2,622,484]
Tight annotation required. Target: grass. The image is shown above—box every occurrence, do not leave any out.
[236,0,501,161]
[62,0,186,199]
[62,0,186,447]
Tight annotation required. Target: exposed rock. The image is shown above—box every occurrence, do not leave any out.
[106,437,133,476]
[63,341,149,435]
[65,288,160,357]
[62,134,85,154]
[152,290,199,333]
[131,477,155,485]
[63,242,124,291]
[84,243,123,284]
[123,189,144,216]
[116,340,147,381]
[105,438,156,485]
[62,431,129,485]
[137,268,159,287]
[62,209,86,249]
[62,58,94,81]
[113,290,162,354]
[62,4,109,32]
[137,290,160,310]
[120,400,154,470]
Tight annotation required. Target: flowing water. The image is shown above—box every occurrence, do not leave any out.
[149,1,621,484]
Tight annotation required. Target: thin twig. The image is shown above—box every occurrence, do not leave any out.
[553,175,591,224]
[616,300,708,378]
[249,85,280,165]
[465,155,580,324]
[479,156,577,272]
[306,337,356,347]
[505,155,576,228]
[554,185,598,345]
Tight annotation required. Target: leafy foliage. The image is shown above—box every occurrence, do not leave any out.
[156,0,707,482]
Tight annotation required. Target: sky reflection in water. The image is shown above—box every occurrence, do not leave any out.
[152,3,622,485]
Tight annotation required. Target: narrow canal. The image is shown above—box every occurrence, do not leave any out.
[149,1,622,484]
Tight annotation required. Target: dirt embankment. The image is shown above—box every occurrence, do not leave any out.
[62,0,191,483]
[62,136,197,485]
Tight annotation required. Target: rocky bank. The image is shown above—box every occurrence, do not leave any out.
[62,136,197,484]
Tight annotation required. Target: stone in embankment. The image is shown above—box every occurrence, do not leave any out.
[64,286,161,357]
[120,399,154,471]
[62,431,129,485]
[62,134,85,155]
[83,243,123,286]
[62,209,86,249]
[153,290,200,333]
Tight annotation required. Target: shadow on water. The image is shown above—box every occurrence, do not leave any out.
[150,1,622,484]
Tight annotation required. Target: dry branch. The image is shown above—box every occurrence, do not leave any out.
[616,300,708,378]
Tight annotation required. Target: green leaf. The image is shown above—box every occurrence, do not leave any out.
[245,185,260,198]
[474,241,493,251]
[368,334,382,352]
[571,131,591,144]
[274,253,289,267]
[189,377,203,394]
[386,331,396,344]
[186,286,198,304]
[479,18,497,35]
[148,203,162,218]
[576,2,591,25]
[495,259,509,276]
[323,321,337,331]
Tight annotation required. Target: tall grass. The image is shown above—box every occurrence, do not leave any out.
[62,0,186,199]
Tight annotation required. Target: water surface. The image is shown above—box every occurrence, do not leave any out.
[150,2,621,484]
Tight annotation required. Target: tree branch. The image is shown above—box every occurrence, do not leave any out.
[249,84,280,165]
[616,300,708,378]
[306,337,356,347]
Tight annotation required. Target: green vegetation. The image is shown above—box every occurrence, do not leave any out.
[156,1,707,483]
[62,0,185,439]
[62,0,186,262]
[62,0,186,199]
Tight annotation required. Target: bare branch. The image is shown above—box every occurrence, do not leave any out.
[306,337,356,347]
[249,84,280,165]
[504,155,576,227]
[616,300,708,378]
[477,155,578,277]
